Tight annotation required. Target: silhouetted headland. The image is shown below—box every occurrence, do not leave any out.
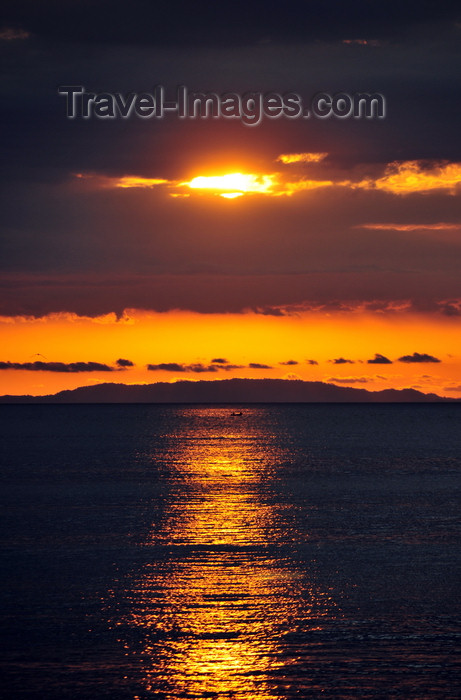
[0,378,455,403]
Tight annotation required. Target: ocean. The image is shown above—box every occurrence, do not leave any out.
[1,404,460,699]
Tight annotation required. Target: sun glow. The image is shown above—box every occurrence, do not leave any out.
[183,173,276,197]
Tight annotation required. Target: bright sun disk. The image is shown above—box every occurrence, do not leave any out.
[183,172,276,196]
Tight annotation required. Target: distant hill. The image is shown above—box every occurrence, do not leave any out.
[0,378,454,403]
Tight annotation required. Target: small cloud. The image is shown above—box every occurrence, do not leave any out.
[283,373,302,380]
[116,358,134,368]
[115,176,168,189]
[219,363,245,371]
[306,359,318,365]
[0,27,30,41]
[254,307,286,317]
[147,362,219,373]
[327,376,369,384]
[249,363,273,369]
[358,222,461,232]
[367,353,392,364]
[444,385,461,392]
[356,160,461,195]
[187,363,219,373]
[147,363,187,372]
[279,360,298,366]
[146,361,247,373]
[276,152,328,164]
[438,301,461,317]
[398,352,441,363]
[0,361,114,372]
[342,39,381,46]
[329,358,355,365]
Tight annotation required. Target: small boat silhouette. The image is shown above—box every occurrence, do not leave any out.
[231,411,243,416]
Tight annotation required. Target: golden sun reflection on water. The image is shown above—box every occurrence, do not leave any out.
[115,408,336,698]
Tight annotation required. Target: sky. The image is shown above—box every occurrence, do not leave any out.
[1,0,461,397]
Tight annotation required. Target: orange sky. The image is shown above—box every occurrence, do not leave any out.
[2,156,461,399]
[1,308,460,397]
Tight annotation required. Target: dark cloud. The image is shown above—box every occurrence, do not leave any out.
[280,360,298,365]
[3,270,461,319]
[255,307,287,317]
[249,363,273,369]
[398,352,441,363]
[147,363,186,372]
[1,1,461,320]
[438,302,461,317]
[0,26,30,40]
[327,376,369,384]
[146,361,245,373]
[116,358,134,367]
[367,353,392,364]
[185,363,219,373]
[147,363,185,372]
[208,358,246,370]
[0,361,114,372]
[306,359,319,365]
[2,1,457,47]
[330,358,355,364]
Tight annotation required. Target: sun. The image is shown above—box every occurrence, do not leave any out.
[182,172,276,197]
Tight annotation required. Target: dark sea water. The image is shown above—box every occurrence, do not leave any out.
[1,404,460,699]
